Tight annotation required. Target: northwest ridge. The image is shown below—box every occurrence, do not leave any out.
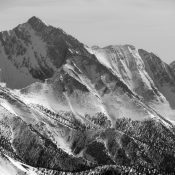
[0,17,175,174]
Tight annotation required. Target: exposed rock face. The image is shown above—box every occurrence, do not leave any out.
[0,17,175,175]
[139,49,175,109]
[170,60,175,73]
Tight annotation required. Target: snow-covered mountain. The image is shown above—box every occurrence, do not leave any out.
[0,17,175,174]
[0,16,90,89]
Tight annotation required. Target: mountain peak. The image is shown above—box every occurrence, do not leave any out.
[27,16,43,24]
[27,16,47,31]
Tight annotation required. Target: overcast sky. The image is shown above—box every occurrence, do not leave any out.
[0,0,174,63]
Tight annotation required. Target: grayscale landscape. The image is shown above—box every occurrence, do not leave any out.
[0,1,175,174]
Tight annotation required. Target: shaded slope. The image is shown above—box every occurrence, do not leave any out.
[139,49,175,109]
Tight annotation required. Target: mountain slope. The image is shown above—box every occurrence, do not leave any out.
[87,45,175,120]
[1,83,175,174]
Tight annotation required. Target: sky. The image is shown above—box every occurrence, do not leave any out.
[0,0,175,63]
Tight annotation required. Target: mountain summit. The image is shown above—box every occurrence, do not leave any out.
[27,16,45,24]
[0,17,90,88]
[0,17,175,174]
